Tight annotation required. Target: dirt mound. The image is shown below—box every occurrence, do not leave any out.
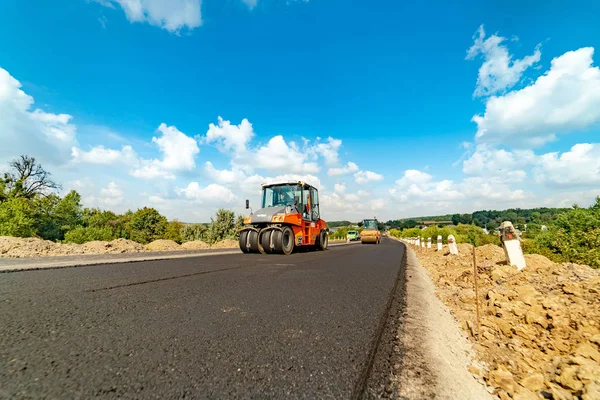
[108,238,145,253]
[0,236,80,258]
[181,240,210,250]
[144,239,181,251]
[82,239,145,254]
[211,239,239,249]
[412,241,600,399]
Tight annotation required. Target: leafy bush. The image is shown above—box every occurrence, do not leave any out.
[64,226,116,244]
[128,207,167,244]
[164,221,184,244]
[0,197,37,237]
[181,224,208,242]
[205,209,241,244]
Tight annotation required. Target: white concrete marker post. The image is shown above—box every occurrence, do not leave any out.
[416,237,420,247]
[448,234,459,255]
[499,221,527,271]
[421,237,425,248]
[437,235,442,251]
[427,237,432,248]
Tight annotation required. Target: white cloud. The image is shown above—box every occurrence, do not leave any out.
[0,67,77,165]
[354,170,384,184]
[389,169,530,210]
[472,47,600,147]
[462,146,533,183]
[71,145,138,165]
[534,143,600,187]
[178,182,237,203]
[205,116,254,156]
[130,123,199,179]
[253,135,319,174]
[328,161,359,176]
[204,162,247,184]
[97,0,202,33]
[152,123,199,170]
[333,183,346,194]
[100,182,125,206]
[466,25,541,97]
[313,137,342,166]
[394,169,432,186]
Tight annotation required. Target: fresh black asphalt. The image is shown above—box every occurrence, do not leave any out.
[0,239,406,399]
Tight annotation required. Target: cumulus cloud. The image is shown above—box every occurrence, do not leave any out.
[178,182,237,203]
[205,116,254,156]
[96,0,202,32]
[204,162,247,184]
[71,145,138,165]
[462,146,533,183]
[389,169,530,209]
[0,67,77,165]
[100,182,125,206]
[466,25,541,97]
[354,170,383,184]
[534,143,600,187]
[328,162,359,176]
[252,135,319,174]
[313,137,342,166]
[130,123,199,179]
[472,47,600,147]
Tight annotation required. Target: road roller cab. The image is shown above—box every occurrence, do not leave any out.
[360,218,381,244]
[239,181,328,255]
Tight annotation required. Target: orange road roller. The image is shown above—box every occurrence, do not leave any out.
[239,181,329,255]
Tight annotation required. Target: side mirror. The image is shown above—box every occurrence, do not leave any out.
[245,199,249,209]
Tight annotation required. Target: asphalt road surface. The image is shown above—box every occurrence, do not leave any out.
[0,239,406,399]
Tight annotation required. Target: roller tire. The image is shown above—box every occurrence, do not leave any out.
[271,230,283,254]
[318,230,328,251]
[259,230,273,254]
[280,226,294,255]
[248,230,260,253]
[239,230,250,253]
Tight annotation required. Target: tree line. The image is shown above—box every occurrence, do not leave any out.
[385,207,571,230]
[0,156,242,244]
[388,198,600,268]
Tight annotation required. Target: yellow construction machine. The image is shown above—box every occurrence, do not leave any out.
[360,218,381,244]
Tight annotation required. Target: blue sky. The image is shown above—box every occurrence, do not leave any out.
[1,0,599,222]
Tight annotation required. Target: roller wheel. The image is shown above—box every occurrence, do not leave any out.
[271,230,283,254]
[239,230,250,253]
[280,226,294,255]
[318,230,328,251]
[248,230,259,253]
[259,229,273,254]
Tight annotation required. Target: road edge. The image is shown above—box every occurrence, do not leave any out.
[0,241,361,273]
[397,242,495,399]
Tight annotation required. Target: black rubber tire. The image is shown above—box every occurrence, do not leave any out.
[248,230,259,253]
[271,230,283,254]
[259,229,273,254]
[239,230,250,253]
[318,230,328,251]
[280,226,294,255]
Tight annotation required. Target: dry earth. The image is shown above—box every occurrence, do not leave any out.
[409,241,600,400]
[0,236,236,258]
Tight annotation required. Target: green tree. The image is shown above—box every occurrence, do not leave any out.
[181,224,208,242]
[64,226,116,244]
[164,220,184,243]
[128,207,167,244]
[0,197,38,237]
[206,209,237,244]
[1,155,61,199]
